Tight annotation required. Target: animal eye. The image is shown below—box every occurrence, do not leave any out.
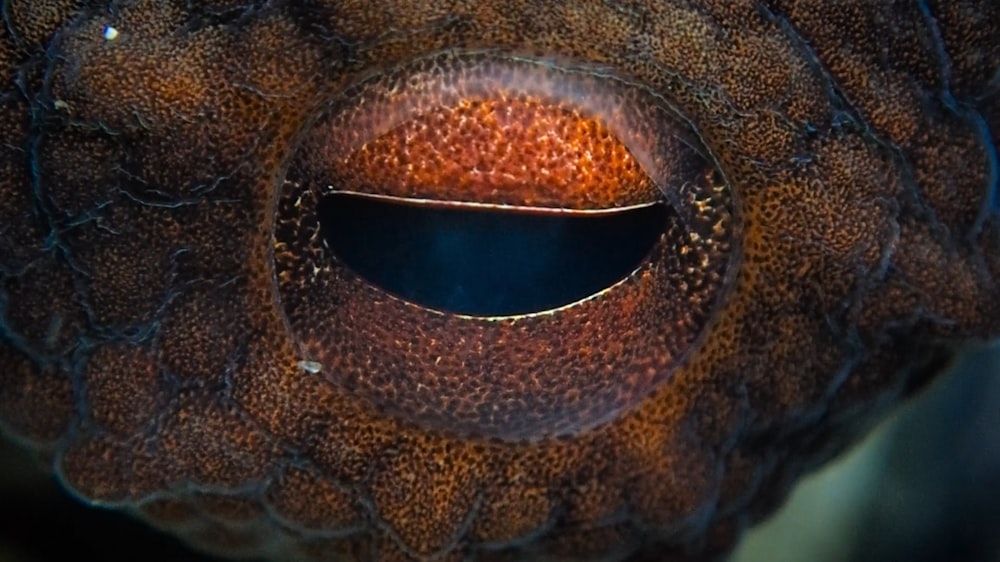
[273,53,736,439]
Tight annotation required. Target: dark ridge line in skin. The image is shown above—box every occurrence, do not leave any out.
[915,0,1000,237]
[766,0,997,245]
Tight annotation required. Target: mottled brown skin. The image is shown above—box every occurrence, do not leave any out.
[0,1,998,562]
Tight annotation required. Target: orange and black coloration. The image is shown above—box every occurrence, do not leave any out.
[0,2,998,561]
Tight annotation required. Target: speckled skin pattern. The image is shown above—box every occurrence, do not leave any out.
[0,2,998,561]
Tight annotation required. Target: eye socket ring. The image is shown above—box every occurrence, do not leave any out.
[273,52,736,440]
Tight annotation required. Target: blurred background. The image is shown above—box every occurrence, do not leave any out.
[1,345,998,562]
[733,344,1000,562]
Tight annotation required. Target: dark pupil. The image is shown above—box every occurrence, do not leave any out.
[318,193,668,316]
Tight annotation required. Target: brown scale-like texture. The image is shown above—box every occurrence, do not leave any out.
[0,2,998,562]
[265,465,366,532]
[84,344,161,436]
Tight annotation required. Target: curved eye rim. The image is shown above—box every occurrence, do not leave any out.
[271,51,740,441]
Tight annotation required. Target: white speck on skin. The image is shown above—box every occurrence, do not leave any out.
[103,25,119,41]
[297,360,322,374]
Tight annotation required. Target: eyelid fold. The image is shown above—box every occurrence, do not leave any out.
[295,51,706,213]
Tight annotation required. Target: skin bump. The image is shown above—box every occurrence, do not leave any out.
[0,1,998,561]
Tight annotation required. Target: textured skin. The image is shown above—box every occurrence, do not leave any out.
[0,1,998,561]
